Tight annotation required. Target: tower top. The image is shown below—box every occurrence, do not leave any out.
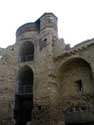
[16,13,58,37]
[38,12,57,31]
[39,13,57,20]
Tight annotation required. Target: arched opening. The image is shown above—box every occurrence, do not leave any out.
[58,58,94,125]
[14,65,33,125]
[19,41,34,62]
[16,65,33,95]
[58,58,93,97]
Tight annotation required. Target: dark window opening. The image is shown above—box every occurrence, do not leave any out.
[75,80,82,92]
[38,105,41,110]
[16,65,33,95]
[75,106,79,112]
[39,38,47,50]
[44,38,47,41]
[80,106,87,111]
[19,41,34,62]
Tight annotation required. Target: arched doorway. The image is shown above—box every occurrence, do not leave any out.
[14,65,33,125]
[19,41,34,62]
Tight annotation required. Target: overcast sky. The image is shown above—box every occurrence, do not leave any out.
[0,0,94,48]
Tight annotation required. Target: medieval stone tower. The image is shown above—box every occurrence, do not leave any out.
[14,13,60,125]
[13,13,94,125]
[0,12,94,125]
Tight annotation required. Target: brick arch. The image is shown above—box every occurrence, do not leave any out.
[19,41,34,62]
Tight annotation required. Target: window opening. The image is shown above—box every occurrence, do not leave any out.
[75,80,82,92]
[19,42,34,62]
[39,38,47,50]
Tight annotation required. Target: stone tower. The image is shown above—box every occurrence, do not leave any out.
[13,12,94,125]
[14,13,60,125]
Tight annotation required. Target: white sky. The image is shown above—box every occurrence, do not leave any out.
[0,0,94,48]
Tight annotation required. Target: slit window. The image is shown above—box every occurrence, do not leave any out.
[75,80,82,92]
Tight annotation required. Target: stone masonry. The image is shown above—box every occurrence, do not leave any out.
[0,13,94,125]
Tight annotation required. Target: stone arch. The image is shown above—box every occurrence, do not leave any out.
[14,65,34,125]
[58,57,94,97]
[19,41,34,62]
[16,65,33,95]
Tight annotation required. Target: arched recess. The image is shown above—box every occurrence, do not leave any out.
[19,41,34,62]
[16,65,33,95]
[14,65,34,124]
[58,57,94,97]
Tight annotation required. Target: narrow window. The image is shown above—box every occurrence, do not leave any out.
[75,80,82,92]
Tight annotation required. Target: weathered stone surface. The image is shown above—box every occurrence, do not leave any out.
[0,13,94,125]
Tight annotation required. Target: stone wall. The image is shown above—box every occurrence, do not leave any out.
[0,44,17,124]
[0,13,94,125]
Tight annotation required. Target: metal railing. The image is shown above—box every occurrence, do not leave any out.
[18,54,34,62]
[16,85,33,95]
